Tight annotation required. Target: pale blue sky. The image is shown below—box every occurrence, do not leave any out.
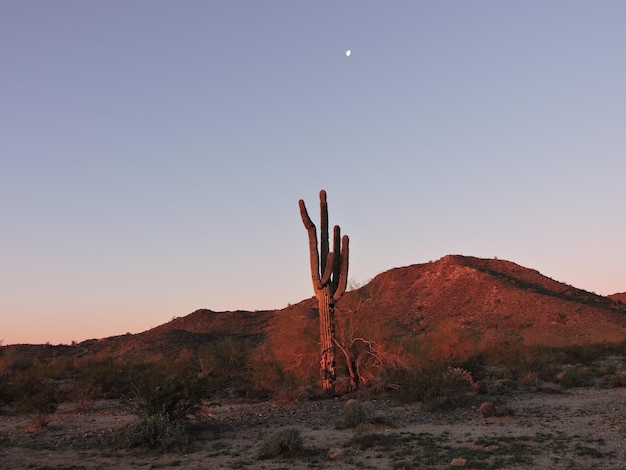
[2,1,625,344]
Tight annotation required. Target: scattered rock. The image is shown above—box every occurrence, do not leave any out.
[343,399,357,414]
[480,401,497,418]
[328,448,344,460]
[480,401,514,418]
[450,457,467,467]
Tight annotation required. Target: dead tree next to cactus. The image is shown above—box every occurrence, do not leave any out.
[299,190,349,395]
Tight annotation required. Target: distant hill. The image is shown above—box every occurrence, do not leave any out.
[5,256,626,360]
[608,292,626,303]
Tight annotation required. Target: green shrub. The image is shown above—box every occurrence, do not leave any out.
[196,336,260,396]
[128,367,206,421]
[608,370,626,388]
[248,357,308,400]
[563,343,612,365]
[559,368,596,389]
[0,374,12,407]
[10,371,59,414]
[74,358,136,399]
[390,364,475,410]
[500,345,564,382]
[256,428,303,459]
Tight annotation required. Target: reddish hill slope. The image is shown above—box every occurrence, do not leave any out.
[322,255,626,346]
[116,255,626,357]
[609,292,626,303]
[10,255,623,360]
[77,309,274,359]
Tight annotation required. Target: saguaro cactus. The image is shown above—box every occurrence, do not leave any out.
[299,190,349,394]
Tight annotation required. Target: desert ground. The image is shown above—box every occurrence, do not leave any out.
[1,385,626,470]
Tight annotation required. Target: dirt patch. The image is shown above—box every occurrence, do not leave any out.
[2,388,626,469]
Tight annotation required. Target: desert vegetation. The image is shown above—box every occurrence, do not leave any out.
[2,324,626,468]
[3,241,626,467]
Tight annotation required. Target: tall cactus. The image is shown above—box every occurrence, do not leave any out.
[299,190,349,394]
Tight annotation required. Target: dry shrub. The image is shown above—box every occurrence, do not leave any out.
[334,307,417,392]
[480,401,514,418]
[609,370,626,388]
[426,319,479,363]
[391,363,476,410]
[258,308,320,391]
[336,400,378,429]
[256,428,303,459]
[28,413,52,431]
[517,371,539,388]
[248,343,315,401]
[478,329,524,365]
[479,401,497,418]
[117,412,190,452]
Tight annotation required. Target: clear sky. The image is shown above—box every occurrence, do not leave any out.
[2,1,625,345]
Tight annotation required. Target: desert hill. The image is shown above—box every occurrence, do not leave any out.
[5,255,626,361]
[110,255,626,359]
[326,255,626,346]
[256,254,626,373]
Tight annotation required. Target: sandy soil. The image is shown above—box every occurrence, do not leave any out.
[1,387,626,469]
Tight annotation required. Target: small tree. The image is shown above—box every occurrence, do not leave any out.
[299,190,349,395]
[335,300,413,391]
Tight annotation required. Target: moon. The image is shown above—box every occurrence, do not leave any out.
[345,50,351,57]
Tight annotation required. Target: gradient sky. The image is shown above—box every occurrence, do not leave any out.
[2,1,625,345]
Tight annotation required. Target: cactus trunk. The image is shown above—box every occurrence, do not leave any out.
[318,288,336,392]
[299,190,349,395]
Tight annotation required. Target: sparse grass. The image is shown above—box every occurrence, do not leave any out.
[344,429,615,469]
[27,467,87,470]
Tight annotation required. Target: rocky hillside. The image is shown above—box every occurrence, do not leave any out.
[5,255,626,360]
[323,255,626,346]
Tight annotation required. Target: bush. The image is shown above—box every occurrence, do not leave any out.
[74,358,136,399]
[248,356,310,401]
[117,412,190,451]
[338,400,372,429]
[559,368,596,389]
[0,374,12,407]
[336,399,390,429]
[9,371,60,414]
[128,367,206,421]
[256,428,304,459]
[391,364,475,410]
[506,345,564,382]
[197,336,258,395]
[563,343,612,365]
[607,370,626,388]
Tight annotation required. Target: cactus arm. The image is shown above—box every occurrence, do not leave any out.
[299,199,323,291]
[331,225,342,293]
[320,252,335,286]
[319,190,329,277]
[333,235,350,302]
